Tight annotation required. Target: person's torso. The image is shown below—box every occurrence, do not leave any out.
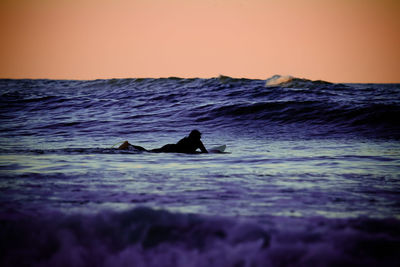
[176,137,200,153]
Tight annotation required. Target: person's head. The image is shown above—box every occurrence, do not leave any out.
[189,129,202,140]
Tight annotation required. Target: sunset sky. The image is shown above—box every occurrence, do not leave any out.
[0,0,399,82]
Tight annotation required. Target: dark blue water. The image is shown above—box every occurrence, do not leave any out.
[1,75,400,266]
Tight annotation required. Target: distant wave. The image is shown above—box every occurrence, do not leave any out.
[265,75,295,86]
[208,101,399,124]
[265,74,334,88]
[1,77,399,140]
[189,99,400,139]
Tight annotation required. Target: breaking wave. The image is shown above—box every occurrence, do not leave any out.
[265,74,334,88]
[1,207,399,267]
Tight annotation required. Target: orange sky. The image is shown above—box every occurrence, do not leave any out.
[0,0,399,82]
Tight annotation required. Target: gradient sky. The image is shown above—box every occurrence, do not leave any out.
[0,0,399,82]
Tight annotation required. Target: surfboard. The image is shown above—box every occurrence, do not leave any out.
[209,145,226,153]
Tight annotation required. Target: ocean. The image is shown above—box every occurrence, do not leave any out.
[1,75,399,266]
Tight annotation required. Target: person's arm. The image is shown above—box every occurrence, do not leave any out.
[198,141,208,153]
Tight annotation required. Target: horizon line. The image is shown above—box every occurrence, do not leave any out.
[1,74,399,84]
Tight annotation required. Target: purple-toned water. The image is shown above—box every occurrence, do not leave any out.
[1,76,400,266]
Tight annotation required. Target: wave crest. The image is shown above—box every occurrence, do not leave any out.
[265,75,294,86]
[265,75,333,88]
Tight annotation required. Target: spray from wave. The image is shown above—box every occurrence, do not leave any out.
[265,75,294,86]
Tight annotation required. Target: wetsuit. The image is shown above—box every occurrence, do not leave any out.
[119,130,208,153]
[151,137,207,153]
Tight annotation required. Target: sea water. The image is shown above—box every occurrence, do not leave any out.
[1,76,399,266]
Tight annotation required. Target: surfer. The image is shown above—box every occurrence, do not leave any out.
[118,129,208,153]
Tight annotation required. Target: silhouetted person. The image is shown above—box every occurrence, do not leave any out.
[118,130,208,154]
